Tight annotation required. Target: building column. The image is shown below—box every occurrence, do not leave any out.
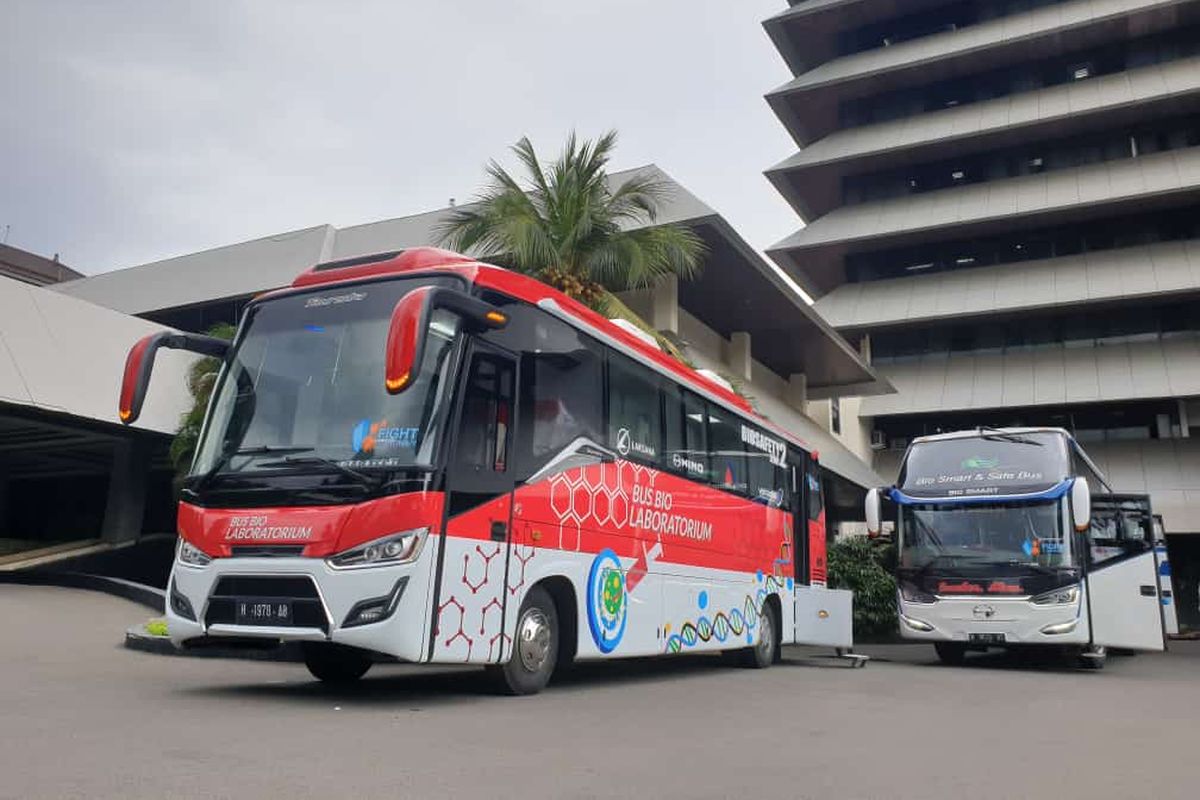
[787,373,808,413]
[726,331,752,382]
[101,437,149,545]
[1180,399,1190,439]
[649,274,679,334]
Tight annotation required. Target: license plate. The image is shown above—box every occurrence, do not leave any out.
[235,598,292,626]
[969,633,1005,645]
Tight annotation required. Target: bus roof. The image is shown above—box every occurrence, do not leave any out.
[269,247,820,460]
[911,427,1073,445]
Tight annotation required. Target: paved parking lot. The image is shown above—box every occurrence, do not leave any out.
[1,584,1197,799]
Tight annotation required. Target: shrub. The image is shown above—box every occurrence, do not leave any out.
[827,536,898,638]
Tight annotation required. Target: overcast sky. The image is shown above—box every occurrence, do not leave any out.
[2,1,800,276]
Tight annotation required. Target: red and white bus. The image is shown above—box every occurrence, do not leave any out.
[121,248,853,694]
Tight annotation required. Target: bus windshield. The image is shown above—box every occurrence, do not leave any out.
[900,499,1073,573]
[898,431,1070,499]
[191,278,462,482]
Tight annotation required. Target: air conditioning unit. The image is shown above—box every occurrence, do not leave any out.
[870,430,887,451]
[891,437,909,451]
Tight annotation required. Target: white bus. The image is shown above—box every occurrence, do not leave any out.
[866,428,1166,669]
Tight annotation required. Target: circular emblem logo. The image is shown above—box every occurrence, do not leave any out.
[586,549,627,653]
[616,428,631,456]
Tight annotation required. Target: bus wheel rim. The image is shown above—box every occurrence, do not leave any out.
[518,608,552,672]
[756,608,773,660]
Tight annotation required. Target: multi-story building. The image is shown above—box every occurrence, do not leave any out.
[763,0,1200,627]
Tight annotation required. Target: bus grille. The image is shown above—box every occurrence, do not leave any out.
[204,576,328,632]
[230,545,306,558]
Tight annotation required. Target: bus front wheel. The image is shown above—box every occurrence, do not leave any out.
[934,642,967,666]
[302,642,373,684]
[1078,645,1107,670]
[488,585,558,696]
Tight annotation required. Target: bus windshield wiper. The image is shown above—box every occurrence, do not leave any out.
[188,445,316,495]
[977,426,1042,446]
[260,454,379,489]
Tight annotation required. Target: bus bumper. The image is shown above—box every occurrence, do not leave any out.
[897,596,1087,646]
[165,549,436,661]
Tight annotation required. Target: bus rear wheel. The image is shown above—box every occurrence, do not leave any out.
[737,602,779,669]
[487,585,558,696]
[934,643,967,666]
[302,642,372,684]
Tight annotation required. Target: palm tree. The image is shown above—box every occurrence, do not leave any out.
[436,132,706,351]
[170,321,236,476]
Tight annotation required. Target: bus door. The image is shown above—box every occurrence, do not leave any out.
[1084,494,1166,652]
[1153,514,1180,636]
[790,448,852,648]
[788,447,809,590]
[435,340,519,663]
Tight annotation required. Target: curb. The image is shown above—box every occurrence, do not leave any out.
[123,626,304,662]
[0,570,165,611]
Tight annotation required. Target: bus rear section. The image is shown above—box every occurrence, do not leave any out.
[122,248,853,693]
[867,428,1165,669]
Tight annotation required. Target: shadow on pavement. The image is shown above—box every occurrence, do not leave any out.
[174,650,841,707]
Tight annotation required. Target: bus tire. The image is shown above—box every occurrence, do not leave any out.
[302,642,372,684]
[1078,645,1107,670]
[934,643,967,666]
[739,602,778,669]
[488,585,558,696]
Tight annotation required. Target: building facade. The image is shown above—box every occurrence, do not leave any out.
[763,0,1200,627]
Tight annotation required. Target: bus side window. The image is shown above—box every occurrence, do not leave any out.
[1088,502,1152,567]
[517,318,604,472]
[606,353,662,466]
[664,387,709,481]
[745,425,787,508]
[806,461,824,521]
[707,406,748,495]
[455,353,514,473]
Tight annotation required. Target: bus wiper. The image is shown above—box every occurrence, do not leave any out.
[977,426,1042,446]
[188,445,316,495]
[260,454,379,488]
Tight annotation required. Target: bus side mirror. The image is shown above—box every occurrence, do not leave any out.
[119,332,230,425]
[1071,478,1091,532]
[865,487,883,538]
[385,287,508,395]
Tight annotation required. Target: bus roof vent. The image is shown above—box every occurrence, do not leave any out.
[697,369,733,392]
[608,318,661,350]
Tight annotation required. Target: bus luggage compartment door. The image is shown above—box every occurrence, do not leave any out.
[1086,495,1166,652]
[794,585,853,649]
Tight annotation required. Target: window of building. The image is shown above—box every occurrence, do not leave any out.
[837,25,1200,131]
[606,353,661,465]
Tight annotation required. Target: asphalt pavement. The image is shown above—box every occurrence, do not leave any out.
[1,584,1197,799]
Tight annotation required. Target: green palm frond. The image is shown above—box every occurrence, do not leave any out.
[436,130,707,292]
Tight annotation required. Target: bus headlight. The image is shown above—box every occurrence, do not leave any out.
[328,528,428,569]
[177,539,212,568]
[1031,585,1079,605]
